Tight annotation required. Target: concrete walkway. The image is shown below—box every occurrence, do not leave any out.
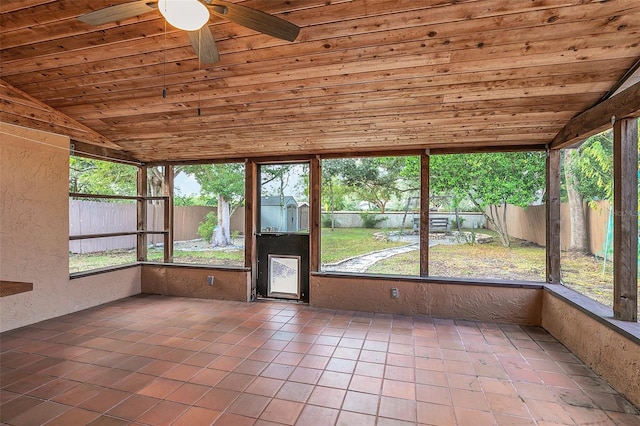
[322,243,420,273]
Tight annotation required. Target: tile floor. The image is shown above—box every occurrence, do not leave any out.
[1,295,639,426]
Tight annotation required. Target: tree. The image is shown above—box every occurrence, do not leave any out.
[430,152,545,247]
[69,156,137,196]
[339,157,409,213]
[321,159,350,230]
[185,163,245,247]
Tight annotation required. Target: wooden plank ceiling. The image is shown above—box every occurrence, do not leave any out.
[1,0,640,163]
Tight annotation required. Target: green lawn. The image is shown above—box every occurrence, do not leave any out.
[320,227,407,264]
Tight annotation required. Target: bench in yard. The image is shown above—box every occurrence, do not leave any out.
[429,217,450,232]
[412,217,451,232]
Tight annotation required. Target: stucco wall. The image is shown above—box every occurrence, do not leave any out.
[542,290,640,408]
[142,265,251,301]
[0,123,141,332]
[310,275,543,325]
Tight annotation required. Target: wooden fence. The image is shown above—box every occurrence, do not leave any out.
[69,201,216,254]
[488,200,611,255]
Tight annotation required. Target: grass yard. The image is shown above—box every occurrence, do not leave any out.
[69,246,244,272]
[320,227,407,264]
[367,229,621,313]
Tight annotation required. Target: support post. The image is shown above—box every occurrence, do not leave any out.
[244,160,255,269]
[245,160,258,300]
[163,165,174,263]
[420,151,430,277]
[613,118,638,321]
[137,165,148,262]
[546,148,561,284]
[310,157,321,273]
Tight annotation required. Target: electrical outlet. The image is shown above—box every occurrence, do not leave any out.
[390,288,399,299]
[207,276,215,286]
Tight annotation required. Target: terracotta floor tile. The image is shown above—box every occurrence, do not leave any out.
[526,399,577,424]
[79,387,130,412]
[51,382,102,406]
[5,400,69,425]
[326,357,356,374]
[493,413,537,425]
[26,377,80,400]
[245,376,284,397]
[479,377,518,397]
[318,370,352,389]
[415,369,448,387]
[417,401,456,425]
[137,377,182,399]
[1,297,636,426]
[173,406,221,426]
[212,412,256,426]
[86,414,131,425]
[209,355,244,372]
[336,410,376,426]
[486,393,531,417]
[259,398,305,425]
[446,372,482,391]
[46,407,101,425]
[110,372,156,392]
[227,393,271,418]
[234,359,268,375]
[298,354,330,370]
[249,348,280,363]
[260,363,294,380]
[454,407,497,426]
[359,349,387,364]
[450,388,490,411]
[308,385,346,409]
[382,379,416,400]
[416,383,451,405]
[161,363,201,381]
[165,382,210,405]
[196,387,241,411]
[216,372,255,392]
[275,381,314,402]
[136,400,189,426]
[385,365,415,382]
[378,396,417,422]
[107,394,160,420]
[295,404,339,426]
[342,390,379,415]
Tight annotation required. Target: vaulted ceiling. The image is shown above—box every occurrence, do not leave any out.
[1,0,640,163]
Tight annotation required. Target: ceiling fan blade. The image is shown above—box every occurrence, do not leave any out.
[207,0,299,42]
[78,1,156,25]
[187,26,220,64]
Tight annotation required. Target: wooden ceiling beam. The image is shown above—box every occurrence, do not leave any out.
[551,81,640,149]
[0,79,120,149]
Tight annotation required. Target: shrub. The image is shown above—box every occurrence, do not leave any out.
[321,214,339,228]
[359,212,386,228]
[198,212,217,243]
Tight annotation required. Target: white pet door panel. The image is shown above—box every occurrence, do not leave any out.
[268,255,300,299]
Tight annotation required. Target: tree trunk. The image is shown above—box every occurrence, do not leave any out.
[564,149,589,253]
[212,195,231,247]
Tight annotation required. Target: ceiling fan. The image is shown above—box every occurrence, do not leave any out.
[78,0,300,64]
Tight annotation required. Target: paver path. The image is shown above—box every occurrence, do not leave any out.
[322,243,421,273]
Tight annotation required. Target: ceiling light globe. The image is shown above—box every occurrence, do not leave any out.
[158,0,210,31]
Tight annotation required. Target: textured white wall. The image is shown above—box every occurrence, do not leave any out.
[0,123,140,332]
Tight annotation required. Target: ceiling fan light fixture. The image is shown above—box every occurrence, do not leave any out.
[158,0,209,31]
